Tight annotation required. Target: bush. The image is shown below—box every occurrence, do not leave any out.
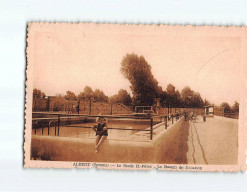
[40,150,55,161]
[31,146,39,160]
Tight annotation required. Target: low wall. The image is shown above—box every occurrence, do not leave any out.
[31,117,184,163]
[153,118,184,163]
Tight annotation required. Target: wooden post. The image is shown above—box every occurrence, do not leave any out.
[48,122,50,135]
[34,121,38,135]
[55,124,56,136]
[41,120,44,135]
[48,121,52,135]
[150,118,153,140]
[57,115,60,136]
[165,116,167,129]
[89,98,92,115]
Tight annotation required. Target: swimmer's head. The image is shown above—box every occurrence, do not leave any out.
[98,117,107,124]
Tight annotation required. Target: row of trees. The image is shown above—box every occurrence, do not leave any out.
[33,87,130,104]
[32,53,239,112]
[33,88,46,98]
[220,101,239,113]
[120,53,205,108]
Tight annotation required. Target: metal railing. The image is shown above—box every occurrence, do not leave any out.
[32,112,183,140]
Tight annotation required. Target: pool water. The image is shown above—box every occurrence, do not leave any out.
[32,119,158,140]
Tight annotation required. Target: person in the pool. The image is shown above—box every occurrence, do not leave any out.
[93,116,108,153]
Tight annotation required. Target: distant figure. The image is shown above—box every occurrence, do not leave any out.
[93,116,108,153]
[183,109,188,121]
[189,110,195,121]
[76,104,80,114]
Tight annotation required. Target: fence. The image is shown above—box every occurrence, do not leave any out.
[32,112,184,140]
[33,97,133,115]
[223,113,239,119]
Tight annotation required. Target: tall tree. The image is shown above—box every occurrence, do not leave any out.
[181,86,204,108]
[231,101,239,113]
[94,89,108,102]
[33,88,46,98]
[220,102,231,113]
[65,91,76,100]
[109,89,132,106]
[191,92,204,107]
[181,86,194,107]
[78,86,94,99]
[120,53,161,105]
[166,83,180,107]
[174,90,182,107]
[204,99,211,106]
[166,84,176,96]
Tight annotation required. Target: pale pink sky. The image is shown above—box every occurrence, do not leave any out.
[32,24,241,105]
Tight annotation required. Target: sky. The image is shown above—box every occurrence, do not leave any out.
[31,24,241,106]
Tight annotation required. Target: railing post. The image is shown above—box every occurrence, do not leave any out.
[48,122,50,135]
[165,116,167,129]
[55,123,57,136]
[41,120,44,135]
[48,121,52,135]
[150,118,153,140]
[89,98,92,115]
[58,115,60,136]
[34,121,38,135]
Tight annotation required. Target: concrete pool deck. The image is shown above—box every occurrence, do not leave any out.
[186,116,238,165]
[31,117,184,163]
[30,115,239,164]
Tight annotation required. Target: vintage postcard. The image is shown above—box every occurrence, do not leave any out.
[25,23,247,171]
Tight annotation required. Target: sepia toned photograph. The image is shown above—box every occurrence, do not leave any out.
[24,23,247,171]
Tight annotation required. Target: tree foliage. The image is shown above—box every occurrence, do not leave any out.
[109,89,132,106]
[220,102,231,113]
[231,101,239,113]
[181,86,204,108]
[220,101,239,113]
[120,53,161,105]
[164,84,182,107]
[78,86,93,99]
[204,99,211,106]
[94,89,108,102]
[78,86,108,102]
[64,91,76,100]
[33,88,46,98]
